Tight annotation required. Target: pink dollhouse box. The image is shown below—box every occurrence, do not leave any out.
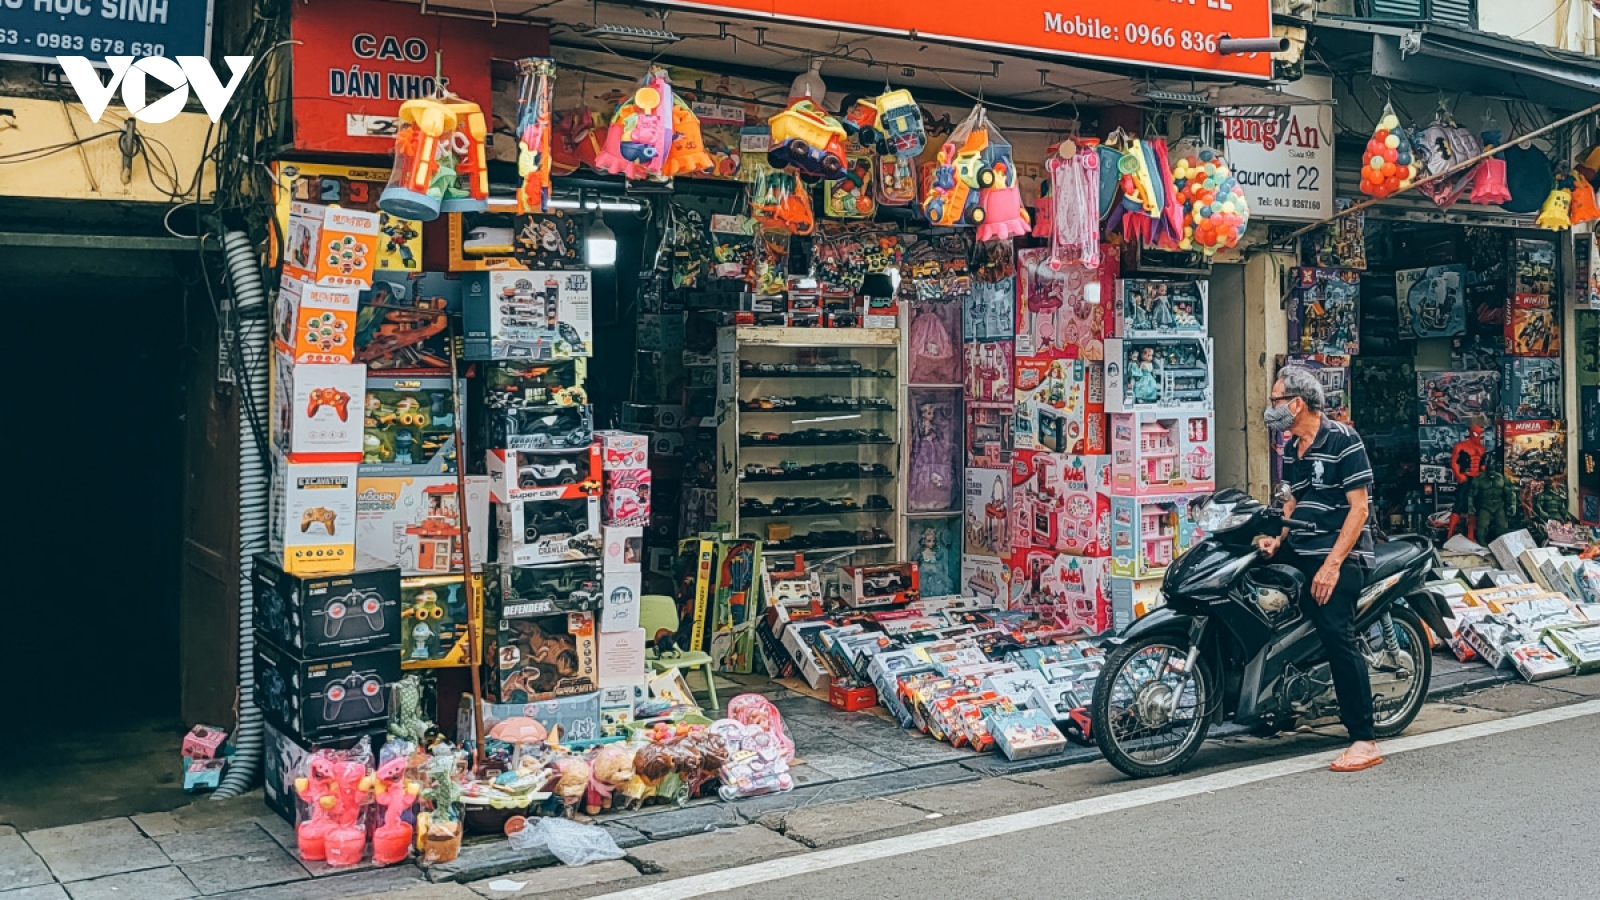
[1109,490,1210,578]
[1010,451,1110,557]
[1110,411,1215,495]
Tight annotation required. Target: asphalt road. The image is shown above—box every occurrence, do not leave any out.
[700,709,1600,900]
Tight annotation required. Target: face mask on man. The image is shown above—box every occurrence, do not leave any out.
[1263,402,1296,432]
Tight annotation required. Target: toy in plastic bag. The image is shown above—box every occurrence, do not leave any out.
[439,99,489,214]
[876,89,927,158]
[418,744,467,865]
[1359,104,1416,199]
[748,162,815,236]
[293,741,373,866]
[363,753,422,865]
[378,99,458,221]
[922,106,988,227]
[725,693,795,762]
[594,68,674,179]
[1567,169,1599,225]
[824,153,876,218]
[514,58,556,214]
[1411,107,1481,209]
[876,152,918,206]
[1469,128,1512,205]
[1042,141,1101,270]
[1171,148,1250,256]
[507,815,626,866]
[710,718,794,800]
[976,123,1031,242]
[661,93,715,177]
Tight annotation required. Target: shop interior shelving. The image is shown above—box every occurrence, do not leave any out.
[717,326,903,566]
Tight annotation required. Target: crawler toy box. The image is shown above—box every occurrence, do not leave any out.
[283,202,381,288]
[353,475,490,576]
[361,375,459,475]
[1112,279,1208,338]
[483,561,604,617]
[254,641,398,742]
[1103,337,1213,413]
[488,404,595,453]
[495,496,603,565]
[841,563,921,607]
[603,468,652,528]
[1110,492,1208,578]
[400,573,483,669]
[272,352,367,463]
[596,431,649,470]
[276,278,360,364]
[1110,411,1215,495]
[253,555,401,658]
[355,271,463,373]
[1009,451,1110,557]
[486,444,602,504]
[271,459,359,576]
[484,607,599,704]
[463,270,594,360]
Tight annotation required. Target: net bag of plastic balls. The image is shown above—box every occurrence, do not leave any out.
[1359,104,1416,199]
[1171,149,1250,256]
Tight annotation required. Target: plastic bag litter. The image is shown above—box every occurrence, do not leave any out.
[506,816,626,866]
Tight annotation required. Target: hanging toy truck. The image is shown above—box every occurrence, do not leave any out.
[876,89,926,158]
[922,140,985,227]
[767,100,849,180]
[838,94,881,147]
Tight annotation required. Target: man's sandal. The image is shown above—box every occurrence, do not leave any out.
[1330,751,1384,772]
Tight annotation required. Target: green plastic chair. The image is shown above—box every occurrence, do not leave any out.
[640,594,719,710]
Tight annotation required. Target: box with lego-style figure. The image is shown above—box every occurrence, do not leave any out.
[355,271,463,373]
[399,574,483,669]
[1103,337,1213,413]
[486,444,602,504]
[1501,420,1566,485]
[276,278,360,364]
[1417,369,1500,427]
[1014,357,1106,455]
[353,475,490,575]
[1112,278,1208,338]
[271,458,359,576]
[283,202,381,289]
[1010,451,1110,557]
[253,554,401,659]
[495,495,603,565]
[272,351,367,463]
[1500,358,1563,421]
[1109,491,1209,578]
[463,269,594,360]
[1109,411,1215,495]
[360,374,458,475]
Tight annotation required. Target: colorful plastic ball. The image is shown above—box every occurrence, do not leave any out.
[1371,155,1386,169]
[1379,114,1400,131]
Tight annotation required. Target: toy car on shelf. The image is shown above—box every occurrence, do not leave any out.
[518,459,580,488]
[767,101,849,180]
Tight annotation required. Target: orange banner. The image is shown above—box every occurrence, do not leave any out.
[645,0,1274,79]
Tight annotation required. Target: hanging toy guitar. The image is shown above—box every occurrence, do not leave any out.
[514,58,556,214]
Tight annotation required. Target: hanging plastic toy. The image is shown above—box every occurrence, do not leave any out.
[594,68,674,179]
[439,98,488,214]
[875,89,927,159]
[975,121,1032,242]
[660,93,715,177]
[1567,168,1599,225]
[748,157,815,236]
[921,106,987,227]
[1359,104,1416,199]
[1536,172,1574,230]
[514,58,556,214]
[551,106,603,176]
[1468,128,1512,205]
[378,98,458,221]
[1171,148,1250,256]
[1043,140,1101,269]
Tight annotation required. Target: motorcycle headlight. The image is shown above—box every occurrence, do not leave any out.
[1196,500,1253,533]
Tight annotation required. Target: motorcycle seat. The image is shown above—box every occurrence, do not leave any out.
[1368,536,1432,584]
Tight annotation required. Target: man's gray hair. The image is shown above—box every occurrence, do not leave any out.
[1277,366,1325,412]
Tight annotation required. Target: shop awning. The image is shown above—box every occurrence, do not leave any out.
[1310,18,1600,111]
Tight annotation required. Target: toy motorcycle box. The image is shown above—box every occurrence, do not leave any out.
[253,554,401,658]
[463,270,594,360]
[360,374,460,475]
[488,404,594,453]
[399,573,484,670]
[254,641,398,742]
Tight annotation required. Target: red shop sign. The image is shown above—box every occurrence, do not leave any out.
[290,0,549,154]
[640,1,1273,79]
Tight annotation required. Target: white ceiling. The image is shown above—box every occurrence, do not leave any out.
[398,0,1309,110]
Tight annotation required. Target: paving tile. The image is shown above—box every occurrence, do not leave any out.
[466,860,640,897]
[619,802,742,842]
[2,885,69,900]
[132,813,181,838]
[422,844,555,886]
[62,867,196,900]
[24,819,170,883]
[0,826,18,837]
[197,866,422,900]
[0,834,53,890]
[346,886,478,900]
[627,825,798,876]
[1551,673,1600,696]
[765,797,931,848]
[179,844,309,895]
[158,822,280,865]
[891,777,1049,817]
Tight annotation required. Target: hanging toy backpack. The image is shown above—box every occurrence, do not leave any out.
[975,120,1032,242]
[514,58,556,214]
[378,98,458,221]
[1411,104,1482,209]
[1359,103,1416,199]
[594,68,674,179]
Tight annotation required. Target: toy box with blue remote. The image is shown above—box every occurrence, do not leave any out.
[463,269,594,360]
[254,640,399,742]
[361,375,459,475]
[252,554,401,658]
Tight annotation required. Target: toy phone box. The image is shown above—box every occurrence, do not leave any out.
[353,475,490,575]
[271,458,359,576]
[400,573,484,669]
[262,721,384,824]
[254,641,398,742]
[463,270,594,360]
[486,444,601,504]
[277,278,361,364]
[361,374,460,476]
[355,271,463,373]
[253,555,401,658]
[283,202,381,288]
[272,353,367,463]
[483,606,599,703]
[494,495,603,565]
[482,560,604,618]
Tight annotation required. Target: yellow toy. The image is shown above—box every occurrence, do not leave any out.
[379,98,458,222]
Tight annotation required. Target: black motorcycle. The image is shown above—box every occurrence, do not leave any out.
[1090,489,1455,778]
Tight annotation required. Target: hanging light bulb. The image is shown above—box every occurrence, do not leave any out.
[586,214,617,267]
[788,58,827,107]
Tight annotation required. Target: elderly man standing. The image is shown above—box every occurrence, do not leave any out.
[1255,366,1383,773]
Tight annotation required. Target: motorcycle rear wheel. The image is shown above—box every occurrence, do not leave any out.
[1093,636,1212,779]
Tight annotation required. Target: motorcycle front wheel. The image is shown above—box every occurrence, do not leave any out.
[1092,636,1212,779]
